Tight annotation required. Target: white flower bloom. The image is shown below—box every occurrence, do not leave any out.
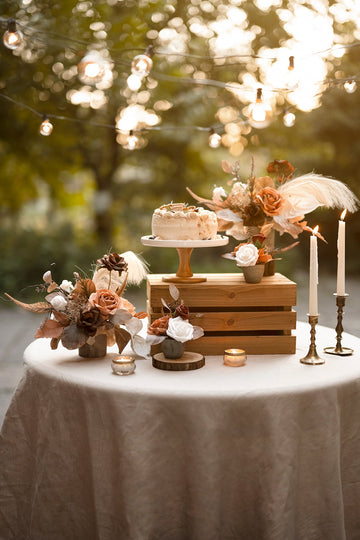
[50,295,67,311]
[43,270,52,283]
[166,316,194,343]
[235,244,259,267]
[213,186,227,201]
[60,279,74,293]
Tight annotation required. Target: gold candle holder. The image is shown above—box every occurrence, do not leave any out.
[300,315,325,365]
[324,294,354,356]
[224,349,247,367]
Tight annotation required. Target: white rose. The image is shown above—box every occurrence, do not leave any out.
[213,186,227,201]
[60,279,74,293]
[166,316,194,343]
[50,295,67,311]
[235,244,259,267]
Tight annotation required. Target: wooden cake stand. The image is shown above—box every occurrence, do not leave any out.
[141,236,229,283]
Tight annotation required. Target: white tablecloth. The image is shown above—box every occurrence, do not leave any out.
[1,322,360,540]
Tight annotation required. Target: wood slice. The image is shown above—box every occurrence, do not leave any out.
[152,351,205,371]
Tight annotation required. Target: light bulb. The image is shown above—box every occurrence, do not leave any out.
[286,55,299,89]
[344,80,357,94]
[39,118,53,136]
[3,19,24,50]
[208,131,221,148]
[248,88,273,129]
[126,131,139,150]
[78,51,105,84]
[127,74,142,91]
[131,54,153,77]
[283,111,296,127]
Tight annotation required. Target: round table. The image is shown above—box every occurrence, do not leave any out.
[1,322,360,540]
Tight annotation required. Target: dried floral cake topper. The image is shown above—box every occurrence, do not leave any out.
[146,284,204,345]
[187,158,358,241]
[6,251,150,358]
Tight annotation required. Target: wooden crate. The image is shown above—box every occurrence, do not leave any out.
[147,273,297,355]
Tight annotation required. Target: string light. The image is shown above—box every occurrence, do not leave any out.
[77,51,105,84]
[208,128,222,148]
[286,55,299,89]
[131,46,154,78]
[127,74,143,91]
[3,18,24,50]
[344,80,357,94]
[125,130,139,150]
[283,111,296,127]
[39,116,53,136]
[248,88,273,129]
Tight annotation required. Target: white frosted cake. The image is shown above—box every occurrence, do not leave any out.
[152,203,218,240]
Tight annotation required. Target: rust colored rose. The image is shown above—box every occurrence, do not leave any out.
[256,187,284,216]
[266,160,294,181]
[88,289,123,316]
[257,248,272,264]
[253,176,275,193]
[243,202,266,226]
[251,234,267,247]
[175,304,190,320]
[78,307,105,336]
[147,315,170,336]
[119,297,136,315]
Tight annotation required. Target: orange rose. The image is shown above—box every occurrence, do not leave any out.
[147,315,170,336]
[257,248,272,264]
[88,289,123,316]
[256,187,284,216]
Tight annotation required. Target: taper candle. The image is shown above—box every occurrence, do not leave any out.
[336,210,346,296]
[309,226,319,316]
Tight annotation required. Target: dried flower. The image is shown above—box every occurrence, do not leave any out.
[243,202,266,226]
[49,295,67,312]
[175,304,190,320]
[88,289,123,316]
[166,316,194,343]
[96,253,128,274]
[256,187,284,216]
[60,280,74,293]
[78,307,105,336]
[43,271,52,284]
[257,248,272,264]
[266,160,294,181]
[235,244,259,267]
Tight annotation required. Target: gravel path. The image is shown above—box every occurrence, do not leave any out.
[1,274,359,426]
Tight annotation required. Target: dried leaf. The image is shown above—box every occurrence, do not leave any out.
[221,160,233,174]
[135,311,147,319]
[50,338,60,350]
[47,282,58,293]
[186,187,222,210]
[61,324,88,350]
[161,298,169,310]
[192,325,204,340]
[52,310,69,325]
[35,319,64,339]
[111,308,133,326]
[74,279,96,298]
[169,284,180,301]
[5,293,52,314]
[125,317,143,335]
[131,334,150,358]
[115,327,131,353]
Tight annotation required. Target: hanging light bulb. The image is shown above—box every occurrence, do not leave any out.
[77,51,105,84]
[208,128,221,148]
[39,117,53,136]
[344,80,357,94]
[131,46,154,77]
[3,18,24,50]
[248,88,273,129]
[125,130,139,150]
[286,55,299,90]
[283,111,296,127]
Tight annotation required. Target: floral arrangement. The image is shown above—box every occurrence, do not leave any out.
[6,252,150,357]
[146,284,204,346]
[187,158,358,241]
[229,234,273,267]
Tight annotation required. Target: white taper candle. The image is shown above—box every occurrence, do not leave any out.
[336,210,346,296]
[309,227,319,316]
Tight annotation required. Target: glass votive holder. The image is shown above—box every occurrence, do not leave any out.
[223,348,247,367]
[112,355,136,376]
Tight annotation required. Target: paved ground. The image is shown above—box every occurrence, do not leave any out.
[1,274,359,427]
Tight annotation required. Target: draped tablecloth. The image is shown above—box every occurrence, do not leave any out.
[1,322,360,540]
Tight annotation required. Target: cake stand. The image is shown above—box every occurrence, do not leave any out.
[141,235,229,283]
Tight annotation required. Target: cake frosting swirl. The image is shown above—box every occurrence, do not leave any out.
[152,203,218,240]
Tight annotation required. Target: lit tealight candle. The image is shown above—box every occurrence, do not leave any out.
[223,349,247,367]
[111,355,136,376]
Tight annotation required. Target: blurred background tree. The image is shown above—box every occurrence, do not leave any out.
[0,0,359,299]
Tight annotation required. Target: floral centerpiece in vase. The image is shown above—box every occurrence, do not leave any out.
[187,158,358,273]
[223,234,273,283]
[6,252,150,359]
[146,284,204,359]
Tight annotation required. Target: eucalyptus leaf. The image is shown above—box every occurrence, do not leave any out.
[131,334,151,358]
[111,308,133,326]
[169,283,180,301]
[61,324,88,350]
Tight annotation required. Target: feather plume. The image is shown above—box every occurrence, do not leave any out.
[120,251,149,285]
[278,174,359,219]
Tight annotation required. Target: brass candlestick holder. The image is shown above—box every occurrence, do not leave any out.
[300,315,325,365]
[324,294,354,356]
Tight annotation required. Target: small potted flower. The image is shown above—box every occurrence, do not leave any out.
[146,284,204,359]
[223,234,273,283]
